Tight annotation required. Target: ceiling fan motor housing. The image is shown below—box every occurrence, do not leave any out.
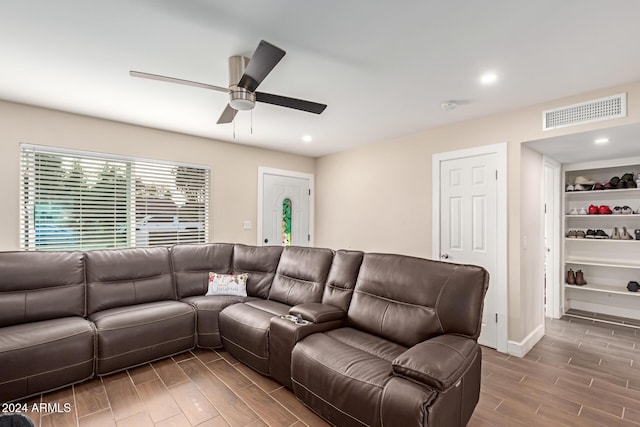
[228,55,255,110]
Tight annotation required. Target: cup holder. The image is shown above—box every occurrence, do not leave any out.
[281,314,310,325]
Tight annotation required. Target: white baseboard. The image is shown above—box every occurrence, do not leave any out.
[507,323,545,358]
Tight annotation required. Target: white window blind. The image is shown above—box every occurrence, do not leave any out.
[20,145,209,251]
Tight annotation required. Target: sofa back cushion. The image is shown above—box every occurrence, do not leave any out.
[268,246,334,306]
[86,247,175,314]
[0,251,86,327]
[171,243,234,298]
[321,250,364,311]
[347,253,489,347]
[232,245,283,299]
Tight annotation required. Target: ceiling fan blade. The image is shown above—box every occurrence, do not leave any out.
[216,104,238,124]
[256,92,327,114]
[130,71,229,93]
[237,40,286,92]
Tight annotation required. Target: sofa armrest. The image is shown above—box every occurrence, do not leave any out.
[392,334,478,392]
[289,303,345,323]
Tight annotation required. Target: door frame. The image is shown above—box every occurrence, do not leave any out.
[543,156,561,319]
[432,142,508,353]
[257,166,315,247]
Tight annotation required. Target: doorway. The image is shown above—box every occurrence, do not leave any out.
[258,167,313,247]
[432,143,508,352]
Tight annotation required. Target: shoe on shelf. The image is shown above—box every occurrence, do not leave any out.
[603,182,613,190]
[616,180,627,189]
[609,176,621,187]
[566,230,577,238]
[588,204,600,215]
[575,270,587,286]
[578,207,588,215]
[612,227,621,240]
[622,206,633,214]
[613,206,623,215]
[566,184,575,192]
[566,269,576,285]
[628,281,640,292]
[622,227,634,240]
[569,208,578,215]
[635,229,640,241]
[585,229,597,239]
[598,205,612,215]
[621,172,634,182]
[595,229,609,239]
[628,180,638,188]
[574,184,586,191]
[593,182,604,191]
[576,230,586,239]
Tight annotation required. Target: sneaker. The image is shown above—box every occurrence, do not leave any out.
[569,208,579,215]
[603,182,613,190]
[610,176,621,187]
[593,182,604,191]
[566,230,577,238]
[622,206,633,214]
[574,184,586,191]
[598,205,612,215]
[585,229,597,239]
[566,184,575,192]
[595,229,609,239]
[578,207,588,215]
[576,230,586,239]
[613,206,623,215]
[588,204,600,215]
[621,172,634,182]
[628,180,638,188]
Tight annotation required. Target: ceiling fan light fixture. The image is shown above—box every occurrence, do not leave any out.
[229,88,256,111]
[229,98,255,111]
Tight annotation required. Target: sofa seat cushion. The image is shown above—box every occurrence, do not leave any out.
[291,328,407,427]
[181,295,258,348]
[218,300,290,375]
[0,317,94,402]
[90,301,195,375]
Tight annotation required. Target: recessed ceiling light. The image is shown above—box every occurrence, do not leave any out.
[302,135,312,143]
[480,72,497,85]
[594,138,609,144]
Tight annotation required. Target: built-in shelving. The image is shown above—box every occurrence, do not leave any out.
[562,159,640,323]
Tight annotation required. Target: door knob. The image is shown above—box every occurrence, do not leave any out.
[264,238,269,244]
[440,253,449,260]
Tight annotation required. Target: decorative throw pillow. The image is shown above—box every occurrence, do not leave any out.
[206,272,249,297]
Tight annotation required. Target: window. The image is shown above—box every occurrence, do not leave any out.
[20,145,209,251]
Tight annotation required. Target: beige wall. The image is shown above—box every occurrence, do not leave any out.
[0,100,315,251]
[518,145,545,341]
[315,79,640,342]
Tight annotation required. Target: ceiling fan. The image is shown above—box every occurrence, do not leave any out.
[130,40,327,124]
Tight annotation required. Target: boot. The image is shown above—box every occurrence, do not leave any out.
[622,227,634,240]
[566,269,576,285]
[575,270,587,286]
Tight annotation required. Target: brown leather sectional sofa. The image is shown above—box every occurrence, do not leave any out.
[0,243,488,426]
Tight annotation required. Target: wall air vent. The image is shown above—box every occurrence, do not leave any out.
[542,93,626,131]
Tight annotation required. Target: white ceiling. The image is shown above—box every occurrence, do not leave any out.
[526,123,640,164]
[2,1,640,158]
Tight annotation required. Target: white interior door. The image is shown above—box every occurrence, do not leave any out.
[439,153,498,348]
[262,173,310,246]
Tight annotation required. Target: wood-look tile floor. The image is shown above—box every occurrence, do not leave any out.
[15,316,640,426]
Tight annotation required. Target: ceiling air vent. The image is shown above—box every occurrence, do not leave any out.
[542,93,626,131]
